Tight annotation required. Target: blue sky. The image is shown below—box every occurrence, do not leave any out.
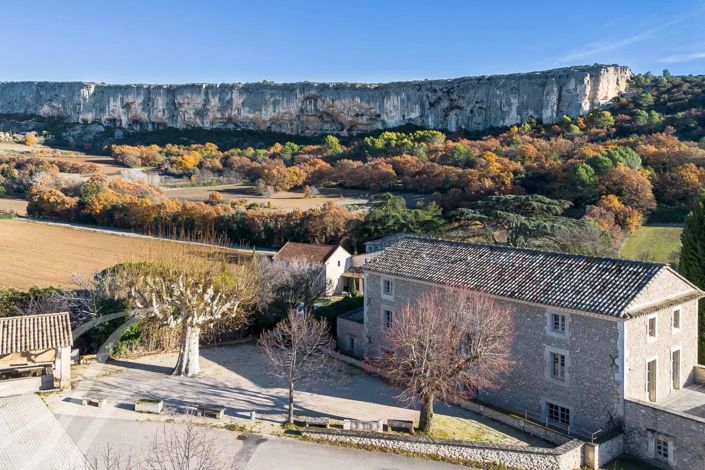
[2,0,705,83]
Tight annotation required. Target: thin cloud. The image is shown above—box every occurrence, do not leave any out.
[660,51,705,63]
[555,16,686,64]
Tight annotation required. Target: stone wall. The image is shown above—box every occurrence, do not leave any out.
[0,65,630,135]
[363,273,623,434]
[623,298,699,402]
[336,317,364,358]
[300,428,584,470]
[624,398,705,469]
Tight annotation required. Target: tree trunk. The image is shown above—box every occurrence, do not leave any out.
[419,392,434,433]
[173,323,201,377]
[288,381,295,424]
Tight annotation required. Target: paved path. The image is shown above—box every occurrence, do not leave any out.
[48,343,547,448]
[57,416,471,469]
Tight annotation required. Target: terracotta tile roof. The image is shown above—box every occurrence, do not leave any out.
[364,237,684,317]
[0,394,86,469]
[0,312,72,355]
[276,242,340,264]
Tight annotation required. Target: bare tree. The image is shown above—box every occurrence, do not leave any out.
[372,288,514,433]
[84,419,227,470]
[107,245,259,377]
[258,309,335,424]
[257,258,330,314]
[144,420,227,470]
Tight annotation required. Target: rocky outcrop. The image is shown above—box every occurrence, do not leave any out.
[0,65,630,135]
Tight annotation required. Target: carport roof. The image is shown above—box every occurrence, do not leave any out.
[0,312,72,355]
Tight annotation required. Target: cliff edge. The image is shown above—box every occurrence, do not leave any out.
[0,65,630,135]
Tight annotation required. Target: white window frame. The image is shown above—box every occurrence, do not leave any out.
[383,309,393,330]
[645,356,658,402]
[647,314,657,343]
[648,432,675,465]
[671,346,681,391]
[546,311,569,338]
[671,308,681,334]
[544,345,570,385]
[381,277,394,301]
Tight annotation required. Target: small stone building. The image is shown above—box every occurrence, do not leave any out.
[355,237,705,468]
[0,312,73,397]
[275,242,351,295]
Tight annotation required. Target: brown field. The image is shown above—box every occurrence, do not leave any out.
[165,184,427,210]
[0,219,263,290]
[0,142,125,175]
[164,183,370,210]
[0,198,28,215]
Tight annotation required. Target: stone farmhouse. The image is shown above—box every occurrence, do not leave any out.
[0,312,73,397]
[275,242,351,296]
[339,236,705,468]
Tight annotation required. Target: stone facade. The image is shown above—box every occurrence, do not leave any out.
[364,272,623,435]
[336,313,364,358]
[0,65,630,135]
[301,428,584,470]
[623,299,699,403]
[624,399,705,469]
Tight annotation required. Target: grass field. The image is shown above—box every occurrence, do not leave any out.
[620,225,683,263]
[0,219,256,290]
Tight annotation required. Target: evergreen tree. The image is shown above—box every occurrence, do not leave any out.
[679,198,705,362]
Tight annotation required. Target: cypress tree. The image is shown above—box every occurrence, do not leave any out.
[679,198,705,362]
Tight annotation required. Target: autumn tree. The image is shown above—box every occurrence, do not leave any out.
[372,289,513,432]
[258,310,335,424]
[679,198,705,362]
[106,245,258,377]
[23,133,37,146]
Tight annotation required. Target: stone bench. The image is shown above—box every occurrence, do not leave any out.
[301,416,331,428]
[387,419,414,433]
[343,419,384,432]
[135,398,163,414]
[197,404,225,419]
[81,397,107,408]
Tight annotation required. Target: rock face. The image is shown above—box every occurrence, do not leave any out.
[0,65,630,135]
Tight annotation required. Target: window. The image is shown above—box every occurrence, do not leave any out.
[338,260,341,267]
[551,313,566,335]
[550,352,566,381]
[383,279,393,296]
[672,349,681,390]
[348,335,356,352]
[654,436,671,462]
[647,359,657,402]
[547,402,570,427]
[384,310,393,330]
[647,315,657,341]
[672,309,681,331]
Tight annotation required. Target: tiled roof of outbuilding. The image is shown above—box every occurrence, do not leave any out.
[0,312,72,355]
[276,242,340,264]
[364,237,686,317]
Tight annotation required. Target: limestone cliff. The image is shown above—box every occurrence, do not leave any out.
[0,65,630,135]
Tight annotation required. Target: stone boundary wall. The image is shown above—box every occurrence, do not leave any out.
[301,428,583,470]
[624,398,705,469]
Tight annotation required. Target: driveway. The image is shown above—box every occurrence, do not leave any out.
[48,342,547,448]
[59,416,471,469]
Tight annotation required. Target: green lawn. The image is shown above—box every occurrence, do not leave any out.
[620,225,683,264]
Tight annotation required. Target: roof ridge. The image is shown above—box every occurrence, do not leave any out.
[396,236,668,268]
[0,311,69,320]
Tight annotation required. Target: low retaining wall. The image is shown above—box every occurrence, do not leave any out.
[694,364,705,384]
[624,398,705,469]
[0,375,52,398]
[583,432,624,469]
[301,428,583,470]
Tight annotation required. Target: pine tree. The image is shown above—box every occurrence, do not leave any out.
[679,198,705,362]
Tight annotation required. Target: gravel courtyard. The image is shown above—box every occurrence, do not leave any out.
[47,342,547,448]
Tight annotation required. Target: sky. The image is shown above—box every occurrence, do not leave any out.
[2,0,705,84]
